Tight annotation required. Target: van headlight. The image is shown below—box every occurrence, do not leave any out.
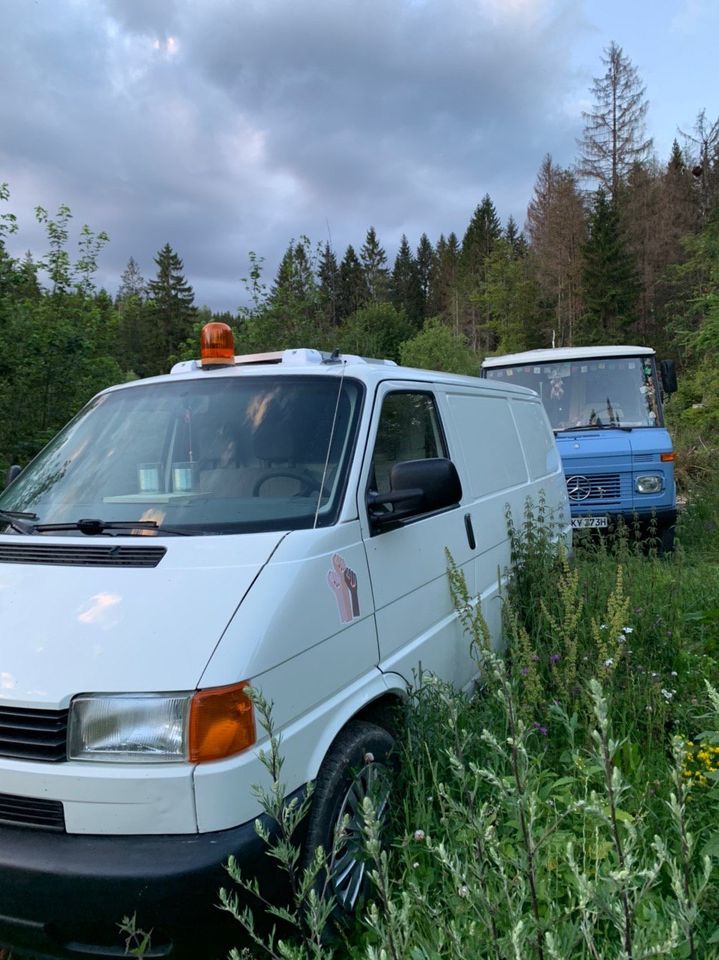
[635,475,664,494]
[68,684,255,763]
[68,693,191,762]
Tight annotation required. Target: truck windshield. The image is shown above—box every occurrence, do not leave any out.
[0,375,363,536]
[484,356,662,431]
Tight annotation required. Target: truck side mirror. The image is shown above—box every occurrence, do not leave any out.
[660,360,678,394]
[368,457,462,530]
[4,464,21,489]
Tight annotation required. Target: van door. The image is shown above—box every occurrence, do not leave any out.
[359,384,477,690]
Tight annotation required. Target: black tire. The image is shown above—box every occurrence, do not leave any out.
[658,524,676,556]
[303,720,396,918]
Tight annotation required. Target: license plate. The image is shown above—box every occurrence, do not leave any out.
[571,516,608,529]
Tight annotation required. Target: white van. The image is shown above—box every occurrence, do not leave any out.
[0,325,570,958]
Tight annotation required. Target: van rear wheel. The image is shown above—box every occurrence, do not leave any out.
[303,720,395,917]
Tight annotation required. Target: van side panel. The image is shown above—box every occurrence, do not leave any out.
[442,389,532,648]
[445,392,529,497]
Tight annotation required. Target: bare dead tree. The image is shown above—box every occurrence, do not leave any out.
[577,42,653,201]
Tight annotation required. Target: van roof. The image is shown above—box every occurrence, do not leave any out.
[481,345,655,367]
[100,348,539,399]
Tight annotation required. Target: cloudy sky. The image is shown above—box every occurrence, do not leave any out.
[1,0,717,311]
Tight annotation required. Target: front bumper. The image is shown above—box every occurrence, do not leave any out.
[0,815,287,960]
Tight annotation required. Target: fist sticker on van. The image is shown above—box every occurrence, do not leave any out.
[328,553,360,622]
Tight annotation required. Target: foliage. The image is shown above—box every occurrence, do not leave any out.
[399,316,477,375]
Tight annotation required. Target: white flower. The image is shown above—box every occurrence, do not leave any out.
[458,885,469,898]
[622,626,634,634]
[604,658,614,668]
[414,829,426,842]
[413,861,420,869]
[661,688,674,701]
[599,623,607,631]
[670,671,678,677]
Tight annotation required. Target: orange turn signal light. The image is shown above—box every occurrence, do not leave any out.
[189,682,255,763]
[660,453,676,462]
[200,322,235,367]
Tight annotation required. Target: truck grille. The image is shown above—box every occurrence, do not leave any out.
[0,705,68,762]
[0,792,65,831]
[566,473,621,502]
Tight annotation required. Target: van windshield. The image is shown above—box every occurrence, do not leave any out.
[484,356,662,431]
[0,375,363,536]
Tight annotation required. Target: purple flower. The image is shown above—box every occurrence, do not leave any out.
[532,722,548,737]
[521,667,529,676]
[550,653,561,664]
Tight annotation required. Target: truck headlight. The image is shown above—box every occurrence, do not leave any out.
[68,683,255,763]
[635,475,663,494]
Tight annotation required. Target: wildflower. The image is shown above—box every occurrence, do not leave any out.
[364,752,375,764]
[458,885,469,898]
[651,672,659,680]
[599,623,607,631]
[622,626,634,634]
[521,667,529,676]
[414,829,426,842]
[604,658,614,668]
[532,722,548,737]
[413,862,419,869]
[670,671,678,677]
[550,653,561,664]
[661,688,674,701]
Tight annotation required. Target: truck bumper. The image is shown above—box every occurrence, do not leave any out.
[0,814,287,960]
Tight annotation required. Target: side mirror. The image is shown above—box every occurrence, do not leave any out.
[4,464,21,489]
[660,360,678,394]
[368,457,462,530]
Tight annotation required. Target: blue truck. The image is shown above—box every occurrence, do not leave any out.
[481,346,678,551]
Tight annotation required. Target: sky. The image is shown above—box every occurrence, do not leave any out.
[1,0,717,312]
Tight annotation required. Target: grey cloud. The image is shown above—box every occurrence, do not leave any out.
[2,0,584,311]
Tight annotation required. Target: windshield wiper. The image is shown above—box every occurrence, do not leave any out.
[31,518,191,537]
[555,424,632,434]
[0,509,39,534]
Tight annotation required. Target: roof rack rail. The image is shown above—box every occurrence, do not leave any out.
[171,348,396,375]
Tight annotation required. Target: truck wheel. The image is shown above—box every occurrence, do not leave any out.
[303,720,395,916]
[658,525,676,556]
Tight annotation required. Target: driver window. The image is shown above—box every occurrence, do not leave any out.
[370,392,446,495]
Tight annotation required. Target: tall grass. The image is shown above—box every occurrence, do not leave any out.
[120,482,719,959]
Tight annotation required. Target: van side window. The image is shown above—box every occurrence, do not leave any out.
[370,392,446,495]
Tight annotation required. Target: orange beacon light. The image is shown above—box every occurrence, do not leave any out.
[200,322,235,367]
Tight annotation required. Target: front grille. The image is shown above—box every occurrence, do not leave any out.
[0,705,68,761]
[0,792,65,831]
[566,473,621,502]
[0,543,166,567]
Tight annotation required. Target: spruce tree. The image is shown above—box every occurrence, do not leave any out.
[117,256,146,303]
[578,41,653,201]
[337,245,367,320]
[359,227,389,302]
[147,243,196,373]
[415,233,433,311]
[390,235,424,329]
[318,242,340,326]
[461,195,502,274]
[581,190,639,343]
